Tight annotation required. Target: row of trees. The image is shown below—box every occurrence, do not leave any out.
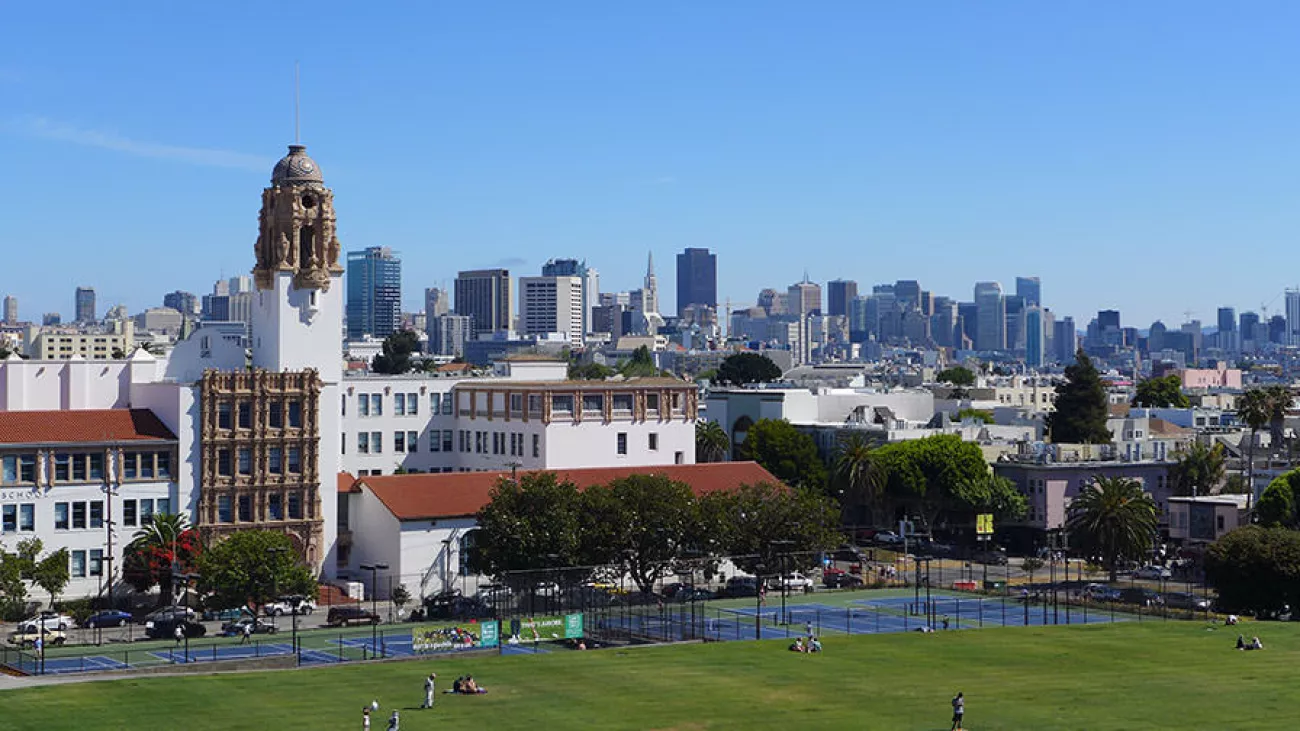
[474,472,841,593]
[0,539,71,619]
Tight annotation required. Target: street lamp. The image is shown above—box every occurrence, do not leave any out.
[267,546,301,659]
[173,571,200,661]
[359,562,389,659]
[769,539,794,626]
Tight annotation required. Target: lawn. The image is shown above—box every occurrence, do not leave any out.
[4,619,1295,730]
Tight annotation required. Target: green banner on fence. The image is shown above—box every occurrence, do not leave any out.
[412,620,500,653]
[506,613,584,642]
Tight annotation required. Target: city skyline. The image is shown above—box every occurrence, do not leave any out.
[5,4,1300,324]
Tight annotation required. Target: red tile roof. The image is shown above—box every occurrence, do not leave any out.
[0,409,176,446]
[337,472,357,494]
[357,462,781,521]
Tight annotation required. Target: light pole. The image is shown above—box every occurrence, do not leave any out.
[441,539,453,596]
[359,562,388,659]
[174,571,200,661]
[770,539,794,625]
[267,547,287,634]
[754,562,767,640]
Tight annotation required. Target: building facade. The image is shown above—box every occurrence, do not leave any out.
[455,269,512,338]
[345,246,402,340]
[75,287,96,324]
[675,248,717,318]
[519,275,584,347]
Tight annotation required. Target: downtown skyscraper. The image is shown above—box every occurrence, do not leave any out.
[345,246,402,340]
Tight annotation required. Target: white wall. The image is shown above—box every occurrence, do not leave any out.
[345,486,402,599]
[543,418,694,468]
[398,517,477,599]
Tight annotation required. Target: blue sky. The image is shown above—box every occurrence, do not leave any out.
[3,2,1300,328]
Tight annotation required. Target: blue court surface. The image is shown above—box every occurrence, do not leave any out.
[38,655,131,675]
[855,595,1129,628]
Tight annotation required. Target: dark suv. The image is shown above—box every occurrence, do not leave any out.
[722,576,759,597]
[326,605,381,627]
[145,616,207,640]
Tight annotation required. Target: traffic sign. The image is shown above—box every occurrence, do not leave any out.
[976,513,994,536]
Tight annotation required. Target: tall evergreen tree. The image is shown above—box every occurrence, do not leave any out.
[1046,349,1112,444]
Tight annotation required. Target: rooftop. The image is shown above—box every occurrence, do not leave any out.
[456,377,689,391]
[353,462,780,521]
[0,409,176,446]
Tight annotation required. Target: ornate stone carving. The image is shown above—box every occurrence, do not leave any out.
[251,145,341,293]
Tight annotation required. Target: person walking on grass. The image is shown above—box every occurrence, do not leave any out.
[241,621,253,645]
[421,672,437,709]
[951,691,964,731]
[174,624,184,646]
[361,707,371,731]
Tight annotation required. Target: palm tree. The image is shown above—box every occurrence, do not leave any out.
[832,431,883,524]
[695,420,730,463]
[131,512,191,549]
[1065,476,1157,582]
[1238,386,1292,512]
[1168,441,1226,497]
[125,513,197,605]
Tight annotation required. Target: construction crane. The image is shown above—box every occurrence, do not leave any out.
[1261,289,1285,320]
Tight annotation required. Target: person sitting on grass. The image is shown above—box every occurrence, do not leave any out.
[1226,614,1239,626]
[809,636,822,653]
[789,637,805,653]
[1237,635,1246,650]
[1251,636,1264,650]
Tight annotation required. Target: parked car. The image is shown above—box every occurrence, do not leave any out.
[832,545,866,563]
[144,616,206,640]
[326,605,381,627]
[84,610,134,628]
[767,572,815,593]
[264,595,317,616]
[220,617,279,637]
[874,531,903,547]
[1134,565,1173,581]
[424,595,495,621]
[1119,587,1164,607]
[1082,583,1122,602]
[673,587,716,602]
[475,584,513,603]
[8,625,66,648]
[25,612,75,631]
[971,549,1008,566]
[1163,592,1212,611]
[722,576,760,598]
[143,606,197,624]
[201,606,253,622]
[823,569,864,589]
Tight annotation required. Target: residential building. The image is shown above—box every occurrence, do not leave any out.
[74,287,96,323]
[455,269,512,337]
[1167,495,1248,545]
[675,247,717,318]
[519,275,584,347]
[346,246,402,340]
[26,322,135,360]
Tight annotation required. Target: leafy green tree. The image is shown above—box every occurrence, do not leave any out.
[871,435,999,536]
[0,547,26,620]
[1168,442,1226,497]
[1256,468,1300,528]
[721,483,842,575]
[695,368,719,382]
[618,346,660,378]
[391,584,412,614]
[196,531,316,616]
[1046,350,1112,444]
[568,362,615,380]
[371,330,421,374]
[582,474,696,593]
[832,432,883,521]
[32,548,70,607]
[736,419,827,492]
[122,514,202,602]
[1132,375,1190,408]
[956,408,994,424]
[936,366,975,386]
[1205,526,1300,617]
[695,421,730,463]
[1066,476,1157,581]
[956,471,1027,523]
[475,472,585,579]
[717,352,782,386]
[1222,473,1251,495]
[0,343,13,359]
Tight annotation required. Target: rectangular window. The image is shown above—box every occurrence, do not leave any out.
[140,499,154,524]
[646,393,660,411]
[370,395,382,416]
[139,453,155,479]
[408,431,418,453]
[288,491,302,519]
[237,401,252,429]
[288,447,301,473]
[19,504,34,531]
[88,453,103,480]
[394,431,406,453]
[217,495,232,523]
[442,393,453,414]
[431,393,440,415]
[218,449,232,476]
[218,401,232,429]
[407,394,418,415]
[359,395,370,417]
[54,453,71,482]
[237,495,252,522]
[157,452,171,479]
[89,500,104,529]
[269,447,283,474]
[394,395,406,416]
[70,550,86,578]
[674,451,684,465]
[617,432,628,455]
[1,456,14,483]
[371,432,382,453]
[431,431,441,452]
[55,502,69,530]
[613,394,634,412]
[122,500,137,527]
[72,501,86,529]
[533,434,540,458]
[475,432,485,454]
[443,430,453,452]
[89,549,103,577]
[238,448,252,475]
[288,401,302,427]
[582,394,603,413]
[269,494,284,521]
[342,393,347,417]
[269,402,283,428]
[528,394,542,414]
[649,433,659,451]
[1,505,14,532]
[510,394,523,413]
[157,498,170,515]
[553,395,574,414]
[70,454,87,481]
[358,432,370,454]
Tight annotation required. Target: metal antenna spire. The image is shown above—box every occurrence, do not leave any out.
[294,62,301,144]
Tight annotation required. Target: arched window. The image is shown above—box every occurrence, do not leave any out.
[458,529,479,576]
[298,225,315,265]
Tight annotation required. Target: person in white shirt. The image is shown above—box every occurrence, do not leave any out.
[361,708,371,730]
[421,673,437,709]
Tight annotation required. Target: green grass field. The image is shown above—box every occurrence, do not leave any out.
[4,618,1296,730]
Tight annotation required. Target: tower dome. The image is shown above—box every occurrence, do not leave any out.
[271,144,324,185]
